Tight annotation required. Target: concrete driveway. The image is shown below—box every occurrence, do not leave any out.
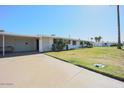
[0,54,124,88]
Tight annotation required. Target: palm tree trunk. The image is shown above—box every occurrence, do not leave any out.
[117,5,121,49]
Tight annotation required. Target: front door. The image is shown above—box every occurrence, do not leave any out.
[36,39,39,52]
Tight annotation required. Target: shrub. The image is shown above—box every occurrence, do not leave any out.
[52,39,66,51]
[80,41,84,47]
[110,43,117,47]
[83,41,93,48]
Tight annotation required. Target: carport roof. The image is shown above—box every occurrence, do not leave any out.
[0,32,39,38]
[0,32,88,42]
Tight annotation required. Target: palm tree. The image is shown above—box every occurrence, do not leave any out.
[90,37,93,41]
[98,36,102,42]
[117,5,121,49]
[94,37,98,42]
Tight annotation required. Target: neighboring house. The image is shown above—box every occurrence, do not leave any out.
[93,42,113,47]
[0,32,87,56]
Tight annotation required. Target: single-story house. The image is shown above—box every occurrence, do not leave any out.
[0,32,87,56]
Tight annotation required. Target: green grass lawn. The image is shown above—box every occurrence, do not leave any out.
[46,47,124,80]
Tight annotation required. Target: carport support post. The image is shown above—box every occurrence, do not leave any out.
[2,34,5,56]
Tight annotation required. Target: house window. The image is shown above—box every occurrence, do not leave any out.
[72,41,76,45]
[80,41,83,45]
[53,39,57,44]
[68,40,71,44]
[25,42,28,45]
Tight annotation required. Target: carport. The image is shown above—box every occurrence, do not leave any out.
[0,32,5,56]
[0,32,39,57]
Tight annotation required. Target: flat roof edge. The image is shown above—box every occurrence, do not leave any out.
[0,32,39,38]
[0,32,88,41]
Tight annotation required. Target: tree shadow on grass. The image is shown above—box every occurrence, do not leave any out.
[121,49,124,51]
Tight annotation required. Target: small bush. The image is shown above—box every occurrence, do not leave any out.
[110,43,117,47]
[84,41,93,48]
[52,39,66,51]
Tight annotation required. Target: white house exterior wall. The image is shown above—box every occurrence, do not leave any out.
[39,37,53,52]
[76,40,81,48]
[68,40,81,49]
[39,37,43,52]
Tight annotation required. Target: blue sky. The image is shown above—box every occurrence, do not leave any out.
[0,5,124,42]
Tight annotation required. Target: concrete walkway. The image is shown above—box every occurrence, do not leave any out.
[0,54,124,88]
